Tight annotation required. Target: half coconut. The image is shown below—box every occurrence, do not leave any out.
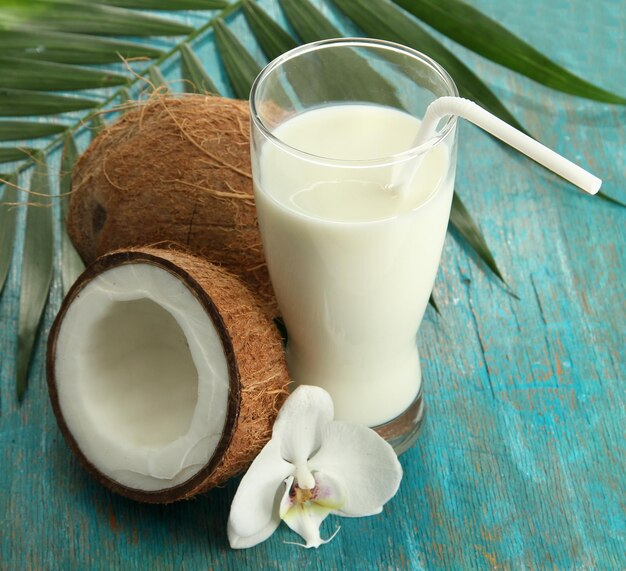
[47,247,290,503]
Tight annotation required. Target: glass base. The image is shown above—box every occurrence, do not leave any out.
[372,387,425,455]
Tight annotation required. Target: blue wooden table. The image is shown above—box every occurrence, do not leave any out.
[1,0,624,569]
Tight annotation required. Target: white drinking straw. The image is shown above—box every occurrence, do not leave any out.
[406,96,602,196]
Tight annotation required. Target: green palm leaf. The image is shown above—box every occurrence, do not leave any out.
[0,147,35,163]
[279,0,403,107]
[118,87,132,104]
[0,1,192,37]
[17,153,53,401]
[180,43,219,94]
[242,0,297,60]
[0,121,66,141]
[0,173,18,294]
[97,0,227,9]
[148,66,169,90]
[279,0,339,41]
[89,113,106,141]
[0,29,162,64]
[332,0,528,134]
[449,193,504,283]
[0,88,97,116]
[596,191,625,208]
[214,18,261,99]
[0,57,128,91]
[393,0,626,105]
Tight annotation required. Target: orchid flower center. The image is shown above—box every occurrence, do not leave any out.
[290,483,316,505]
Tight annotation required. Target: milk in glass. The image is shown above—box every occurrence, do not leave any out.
[253,104,456,426]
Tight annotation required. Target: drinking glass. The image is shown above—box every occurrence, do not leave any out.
[250,38,458,453]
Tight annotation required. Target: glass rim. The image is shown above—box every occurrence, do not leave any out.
[249,37,459,167]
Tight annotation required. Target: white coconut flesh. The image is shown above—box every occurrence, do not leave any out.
[54,263,230,491]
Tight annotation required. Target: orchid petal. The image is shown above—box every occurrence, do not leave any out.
[279,473,345,548]
[279,475,296,518]
[311,471,348,511]
[272,386,334,478]
[227,438,294,549]
[308,421,402,517]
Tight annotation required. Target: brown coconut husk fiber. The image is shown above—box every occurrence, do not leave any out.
[46,246,290,503]
[68,94,278,316]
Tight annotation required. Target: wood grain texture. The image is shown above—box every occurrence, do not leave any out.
[1,0,624,569]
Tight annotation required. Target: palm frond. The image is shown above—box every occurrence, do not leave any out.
[0,1,192,36]
[333,0,529,134]
[596,191,626,208]
[17,154,53,401]
[449,194,504,284]
[97,0,227,9]
[180,43,219,94]
[214,18,261,99]
[394,0,626,105]
[279,0,339,41]
[278,0,404,107]
[242,0,297,60]
[148,66,169,89]
[0,57,129,91]
[0,173,18,294]
[88,113,106,141]
[0,88,97,116]
[0,148,36,164]
[0,0,621,404]
[0,121,66,142]
[0,29,162,64]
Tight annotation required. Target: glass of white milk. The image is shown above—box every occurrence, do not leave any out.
[250,39,458,453]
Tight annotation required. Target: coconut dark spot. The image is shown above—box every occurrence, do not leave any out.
[91,202,107,235]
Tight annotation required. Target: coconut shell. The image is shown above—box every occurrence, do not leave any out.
[68,95,278,316]
[46,246,290,503]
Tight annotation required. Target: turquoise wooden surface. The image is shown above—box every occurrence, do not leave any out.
[1,0,625,569]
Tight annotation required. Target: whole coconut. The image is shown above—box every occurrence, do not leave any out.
[68,95,277,315]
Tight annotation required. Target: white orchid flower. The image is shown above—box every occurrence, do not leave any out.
[227,385,403,549]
